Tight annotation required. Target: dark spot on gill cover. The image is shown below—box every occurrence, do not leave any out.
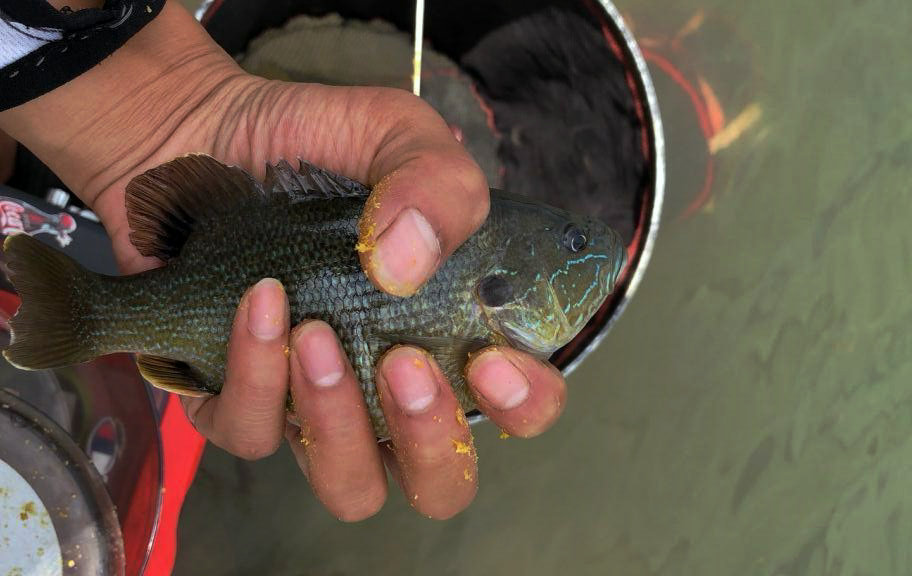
[478,275,513,307]
[730,434,776,513]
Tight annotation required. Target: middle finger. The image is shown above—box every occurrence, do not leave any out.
[287,320,387,522]
[376,345,478,519]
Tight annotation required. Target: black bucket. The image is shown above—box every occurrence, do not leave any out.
[196,0,664,424]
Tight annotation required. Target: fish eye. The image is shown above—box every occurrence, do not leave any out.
[562,224,587,252]
[477,275,514,308]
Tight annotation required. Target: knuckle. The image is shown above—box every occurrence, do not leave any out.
[405,440,460,472]
[461,160,489,196]
[367,86,426,120]
[225,433,281,461]
[457,161,490,226]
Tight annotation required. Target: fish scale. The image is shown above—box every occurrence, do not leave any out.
[2,155,625,438]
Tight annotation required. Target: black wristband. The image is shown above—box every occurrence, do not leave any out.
[0,1,165,112]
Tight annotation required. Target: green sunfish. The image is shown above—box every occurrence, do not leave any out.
[2,155,626,437]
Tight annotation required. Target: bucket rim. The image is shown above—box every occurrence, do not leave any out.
[559,0,665,378]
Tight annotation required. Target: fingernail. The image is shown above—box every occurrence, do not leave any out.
[247,278,286,341]
[381,347,439,414]
[372,208,440,297]
[294,322,345,387]
[468,350,530,410]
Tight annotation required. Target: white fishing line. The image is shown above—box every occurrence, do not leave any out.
[412,0,425,96]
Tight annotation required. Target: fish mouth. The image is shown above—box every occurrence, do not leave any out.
[500,322,562,358]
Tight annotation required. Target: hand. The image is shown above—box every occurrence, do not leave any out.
[0,1,567,520]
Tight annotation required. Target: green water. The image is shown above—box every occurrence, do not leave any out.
[175,1,912,574]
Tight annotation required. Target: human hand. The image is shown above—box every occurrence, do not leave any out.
[0,1,567,520]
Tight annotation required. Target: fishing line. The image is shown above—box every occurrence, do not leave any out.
[412,0,424,95]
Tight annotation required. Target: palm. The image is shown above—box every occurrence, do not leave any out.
[91,81,482,276]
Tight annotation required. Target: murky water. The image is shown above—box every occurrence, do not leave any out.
[175,1,912,574]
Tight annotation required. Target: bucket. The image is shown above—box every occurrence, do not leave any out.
[196,0,664,424]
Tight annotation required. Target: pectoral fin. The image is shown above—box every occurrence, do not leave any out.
[385,334,489,385]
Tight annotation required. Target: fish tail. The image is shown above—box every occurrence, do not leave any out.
[2,233,101,369]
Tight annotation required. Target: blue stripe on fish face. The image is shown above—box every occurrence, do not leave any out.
[547,253,612,316]
[548,253,612,284]
[562,262,602,315]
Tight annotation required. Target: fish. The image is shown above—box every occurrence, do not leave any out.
[1,155,626,437]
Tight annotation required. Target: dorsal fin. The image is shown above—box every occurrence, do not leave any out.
[264,159,370,201]
[125,154,264,260]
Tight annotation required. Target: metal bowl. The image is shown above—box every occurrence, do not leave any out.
[0,388,126,576]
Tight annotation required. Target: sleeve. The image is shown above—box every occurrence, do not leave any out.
[0,0,165,112]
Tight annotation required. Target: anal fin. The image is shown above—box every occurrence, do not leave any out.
[136,354,210,397]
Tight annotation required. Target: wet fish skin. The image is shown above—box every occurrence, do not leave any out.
[3,156,626,437]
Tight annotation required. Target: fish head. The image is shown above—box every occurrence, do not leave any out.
[477,195,627,356]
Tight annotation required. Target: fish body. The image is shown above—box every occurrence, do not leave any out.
[2,155,626,437]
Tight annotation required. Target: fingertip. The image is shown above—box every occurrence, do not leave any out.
[246,278,288,341]
[360,206,441,297]
[292,320,346,387]
[378,345,442,414]
[467,348,531,410]
[333,481,388,523]
[467,347,566,438]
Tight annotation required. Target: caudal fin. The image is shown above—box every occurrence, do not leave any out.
[2,233,98,369]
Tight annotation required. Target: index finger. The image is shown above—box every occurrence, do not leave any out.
[356,94,490,297]
[182,278,290,460]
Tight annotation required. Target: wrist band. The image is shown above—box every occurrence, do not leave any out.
[0,1,165,111]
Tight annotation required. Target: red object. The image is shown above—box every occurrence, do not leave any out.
[640,48,717,220]
[142,397,205,576]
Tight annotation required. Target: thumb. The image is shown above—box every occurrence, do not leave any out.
[356,100,490,297]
